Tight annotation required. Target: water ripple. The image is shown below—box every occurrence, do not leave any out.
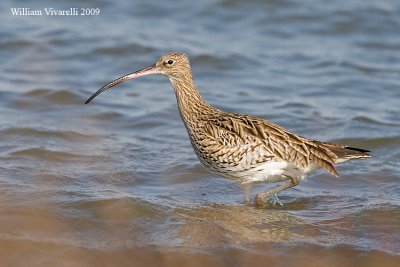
[9,148,104,163]
[0,127,98,142]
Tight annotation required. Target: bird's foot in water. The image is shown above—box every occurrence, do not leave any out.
[254,193,283,208]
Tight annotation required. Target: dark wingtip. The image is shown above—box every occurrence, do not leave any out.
[345,146,370,153]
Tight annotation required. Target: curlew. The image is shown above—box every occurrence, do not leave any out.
[85,52,370,207]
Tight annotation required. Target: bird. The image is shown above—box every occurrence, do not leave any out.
[85,52,370,208]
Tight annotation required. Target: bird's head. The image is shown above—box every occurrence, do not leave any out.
[155,52,190,78]
[85,52,191,104]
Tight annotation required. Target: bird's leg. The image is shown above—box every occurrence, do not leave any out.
[254,176,301,208]
[241,182,253,203]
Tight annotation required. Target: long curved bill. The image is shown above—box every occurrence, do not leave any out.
[85,64,160,104]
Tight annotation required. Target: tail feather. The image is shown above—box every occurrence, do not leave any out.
[309,141,370,176]
[344,146,370,154]
[325,144,371,163]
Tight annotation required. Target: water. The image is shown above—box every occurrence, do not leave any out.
[1,0,400,266]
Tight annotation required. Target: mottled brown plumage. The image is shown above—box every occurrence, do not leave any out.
[86,52,370,207]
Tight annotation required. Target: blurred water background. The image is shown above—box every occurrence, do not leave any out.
[0,0,399,266]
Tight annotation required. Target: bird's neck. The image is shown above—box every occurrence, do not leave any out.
[169,73,211,124]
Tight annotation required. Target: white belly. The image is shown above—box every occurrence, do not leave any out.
[208,160,320,184]
[238,161,298,183]
[194,141,320,184]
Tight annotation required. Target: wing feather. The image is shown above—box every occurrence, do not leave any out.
[201,112,340,176]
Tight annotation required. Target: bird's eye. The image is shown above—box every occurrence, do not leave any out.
[167,60,174,65]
